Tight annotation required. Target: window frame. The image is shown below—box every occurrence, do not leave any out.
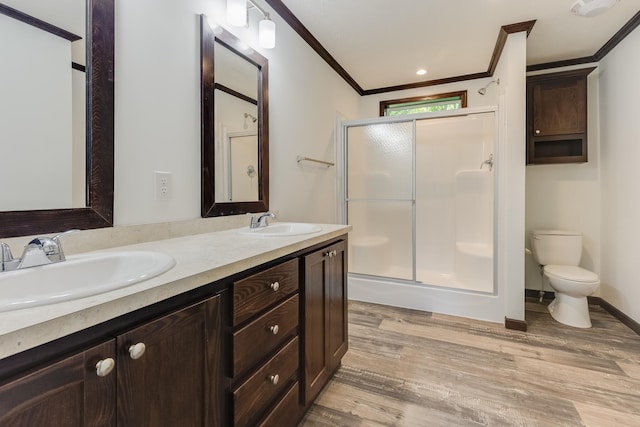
[379,91,468,117]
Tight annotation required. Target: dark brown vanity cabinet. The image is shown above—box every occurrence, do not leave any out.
[0,340,116,426]
[0,294,223,427]
[302,239,348,406]
[116,295,222,426]
[230,259,301,427]
[0,235,349,427]
[526,67,595,164]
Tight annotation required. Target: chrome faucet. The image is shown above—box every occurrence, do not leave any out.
[0,242,18,272]
[480,153,493,171]
[250,212,276,229]
[1,230,79,271]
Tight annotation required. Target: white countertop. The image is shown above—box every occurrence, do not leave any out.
[0,223,350,360]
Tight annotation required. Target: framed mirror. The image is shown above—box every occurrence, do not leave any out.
[0,0,114,238]
[200,15,269,217]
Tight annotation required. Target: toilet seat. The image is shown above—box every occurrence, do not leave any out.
[544,265,599,284]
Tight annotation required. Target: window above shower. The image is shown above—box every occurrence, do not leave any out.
[379,91,467,116]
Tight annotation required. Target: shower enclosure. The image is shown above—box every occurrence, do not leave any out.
[341,108,499,320]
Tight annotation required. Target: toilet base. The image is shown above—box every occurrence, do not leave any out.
[548,293,592,328]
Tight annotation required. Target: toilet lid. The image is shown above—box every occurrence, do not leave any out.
[544,265,599,283]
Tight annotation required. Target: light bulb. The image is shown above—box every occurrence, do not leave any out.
[259,18,276,49]
[227,0,247,27]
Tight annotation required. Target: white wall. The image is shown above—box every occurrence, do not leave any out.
[359,78,500,117]
[114,0,359,226]
[524,65,601,295]
[494,32,527,321]
[599,26,640,324]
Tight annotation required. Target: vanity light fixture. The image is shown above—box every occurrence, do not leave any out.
[416,69,427,76]
[226,0,276,49]
[259,15,276,49]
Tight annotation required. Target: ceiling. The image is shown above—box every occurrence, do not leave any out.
[277,0,640,91]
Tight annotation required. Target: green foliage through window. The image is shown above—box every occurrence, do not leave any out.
[385,97,462,116]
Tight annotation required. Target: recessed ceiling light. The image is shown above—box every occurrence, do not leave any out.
[416,69,427,76]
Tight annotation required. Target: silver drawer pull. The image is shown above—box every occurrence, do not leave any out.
[332,250,337,257]
[270,281,280,291]
[324,251,331,258]
[268,374,279,385]
[128,342,146,360]
[95,357,115,377]
[269,324,279,335]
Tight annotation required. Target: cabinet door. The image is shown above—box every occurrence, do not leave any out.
[327,240,348,371]
[0,340,116,427]
[303,247,331,406]
[116,294,222,427]
[303,240,348,405]
[531,77,586,137]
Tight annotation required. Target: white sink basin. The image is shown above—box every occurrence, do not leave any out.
[237,222,322,237]
[0,251,175,312]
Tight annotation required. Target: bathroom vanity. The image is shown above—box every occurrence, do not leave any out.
[0,224,349,426]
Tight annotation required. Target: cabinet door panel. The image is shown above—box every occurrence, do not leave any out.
[0,340,116,427]
[117,295,221,427]
[303,248,330,405]
[328,240,348,370]
[532,78,586,136]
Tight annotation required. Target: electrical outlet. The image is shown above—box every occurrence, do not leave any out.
[155,171,172,200]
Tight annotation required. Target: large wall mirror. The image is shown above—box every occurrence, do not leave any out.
[0,0,113,238]
[200,15,269,217]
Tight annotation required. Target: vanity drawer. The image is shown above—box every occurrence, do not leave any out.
[233,294,299,377]
[258,381,301,427]
[233,337,299,427]
[234,259,299,325]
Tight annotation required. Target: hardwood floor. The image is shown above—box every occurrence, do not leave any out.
[299,299,640,426]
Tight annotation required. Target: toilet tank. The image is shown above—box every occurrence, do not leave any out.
[530,230,582,266]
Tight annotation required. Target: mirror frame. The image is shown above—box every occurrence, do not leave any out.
[200,15,269,217]
[0,0,114,238]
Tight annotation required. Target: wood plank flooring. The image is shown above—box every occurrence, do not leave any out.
[299,299,640,426]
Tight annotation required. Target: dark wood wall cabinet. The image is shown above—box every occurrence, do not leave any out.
[0,235,348,427]
[526,67,596,165]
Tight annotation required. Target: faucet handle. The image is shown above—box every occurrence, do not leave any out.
[52,229,80,243]
[1,242,14,262]
[28,229,78,262]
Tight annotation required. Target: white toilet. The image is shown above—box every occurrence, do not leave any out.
[530,230,600,328]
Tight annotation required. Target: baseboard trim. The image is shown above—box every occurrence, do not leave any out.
[505,317,527,332]
[524,289,555,300]
[592,297,640,336]
[524,290,640,336]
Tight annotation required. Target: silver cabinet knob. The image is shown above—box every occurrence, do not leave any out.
[128,342,146,360]
[269,325,279,335]
[332,250,337,257]
[95,357,115,377]
[535,129,541,134]
[270,281,280,291]
[268,374,279,385]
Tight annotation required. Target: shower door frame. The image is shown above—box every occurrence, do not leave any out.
[338,106,505,322]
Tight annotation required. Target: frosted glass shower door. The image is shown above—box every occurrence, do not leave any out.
[346,122,414,280]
